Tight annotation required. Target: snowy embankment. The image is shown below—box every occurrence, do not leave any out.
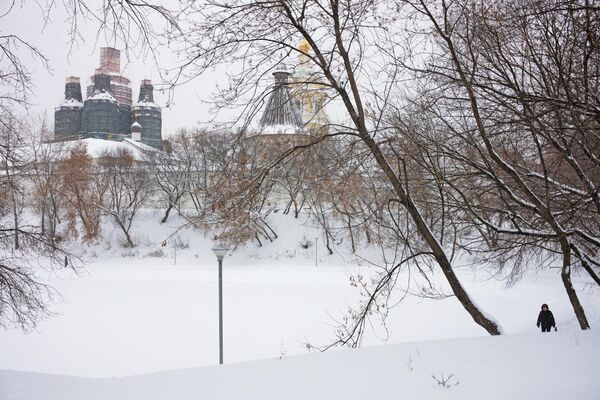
[2,330,599,400]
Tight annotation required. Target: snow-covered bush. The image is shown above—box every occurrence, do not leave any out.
[146,249,166,258]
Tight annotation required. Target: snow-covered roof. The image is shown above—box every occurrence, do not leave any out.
[44,138,157,161]
[273,62,291,75]
[122,138,157,153]
[257,124,301,135]
[60,98,84,108]
[87,91,117,102]
[132,100,160,109]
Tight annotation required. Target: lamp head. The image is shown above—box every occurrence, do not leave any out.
[211,244,230,261]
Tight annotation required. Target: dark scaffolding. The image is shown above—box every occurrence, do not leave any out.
[259,64,303,128]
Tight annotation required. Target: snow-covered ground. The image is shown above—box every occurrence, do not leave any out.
[2,331,599,399]
[1,211,599,398]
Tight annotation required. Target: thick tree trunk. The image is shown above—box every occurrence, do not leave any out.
[308,2,500,334]
[432,7,591,332]
[362,134,502,335]
[561,243,590,329]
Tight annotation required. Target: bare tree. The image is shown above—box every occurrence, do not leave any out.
[96,148,151,247]
[29,118,67,244]
[0,117,26,250]
[392,0,597,329]
[59,143,104,241]
[159,1,502,336]
[146,133,191,223]
[0,114,76,330]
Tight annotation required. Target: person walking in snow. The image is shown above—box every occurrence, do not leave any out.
[536,304,556,332]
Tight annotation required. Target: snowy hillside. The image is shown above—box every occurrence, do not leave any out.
[2,330,599,400]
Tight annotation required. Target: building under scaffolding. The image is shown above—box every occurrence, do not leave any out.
[255,39,329,137]
[54,47,162,148]
[132,80,162,147]
[54,76,84,140]
[258,63,303,131]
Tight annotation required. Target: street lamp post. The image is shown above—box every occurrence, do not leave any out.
[211,244,230,365]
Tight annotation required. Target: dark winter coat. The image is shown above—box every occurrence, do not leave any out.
[537,310,556,328]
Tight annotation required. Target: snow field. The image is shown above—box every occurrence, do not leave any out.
[0,210,598,399]
[2,330,599,400]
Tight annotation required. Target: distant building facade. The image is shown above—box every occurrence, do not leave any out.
[54,47,162,148]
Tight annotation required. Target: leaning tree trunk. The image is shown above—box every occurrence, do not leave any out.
[561,242,590,329]
[302,3,501,335]
[362,134,502,335]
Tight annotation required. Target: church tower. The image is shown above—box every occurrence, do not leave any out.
[258,63,303,132]
[291,38,329,134]
[253,39,329,142]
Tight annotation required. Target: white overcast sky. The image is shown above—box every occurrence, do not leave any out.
[2,1,228,135]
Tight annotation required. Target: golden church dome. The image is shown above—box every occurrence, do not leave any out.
[298,38,312,53]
